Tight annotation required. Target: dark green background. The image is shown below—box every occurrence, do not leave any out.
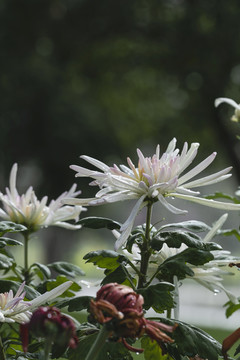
[1,0,240,197]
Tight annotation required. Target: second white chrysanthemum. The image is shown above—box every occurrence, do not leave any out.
[0,163,86,232]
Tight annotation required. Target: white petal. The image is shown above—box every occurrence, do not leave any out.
[14,281,73,315]
[165,138,177,153]
[214,97,240,110]
[203,213,228,243]
[181,167,232,189]
[178,152,217,185]
[158,194,188,214]
[70,165,102,178]
[63,197,97,206]
[171,193,240,210]
[115,195,146,250]
[179,143,199,173]
[80,155,110,172]
[120,195,146,232]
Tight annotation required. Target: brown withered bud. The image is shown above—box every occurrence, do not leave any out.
[90,282,176,353]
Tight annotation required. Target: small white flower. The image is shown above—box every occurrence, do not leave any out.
[65,139,240,249]
[0,163,86,232]
[0,281,72,323]
[215,97,240,122]
[124,214,238,304]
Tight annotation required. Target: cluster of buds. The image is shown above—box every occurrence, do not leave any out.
[20,306,78,353]
[90,282,176,353]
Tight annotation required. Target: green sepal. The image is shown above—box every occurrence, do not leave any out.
[138,282,175,313]
[78,216,121,230]
[48,261,85,278]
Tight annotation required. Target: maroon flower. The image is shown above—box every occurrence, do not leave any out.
[20,306,78,353]
[90,282,176,353]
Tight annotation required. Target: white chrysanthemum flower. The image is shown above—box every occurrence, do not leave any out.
[124,214,238,304]
[65,139,240,249]
[0,280,72,323]
[0,163,86,232]
[215,97,240,122]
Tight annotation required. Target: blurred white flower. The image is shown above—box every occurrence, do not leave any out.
[0,280,72,323]
[215,97,240,122]
[0,163,86,232]
[65,139,240,249]
[124,214,238,304]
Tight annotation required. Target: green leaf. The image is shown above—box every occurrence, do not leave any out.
[0,221,27,236]
[219,228,240,241]
[158,318,222,360]
[101,264,134,286]
[0,237,23,247]
[159,220,211,232]
[224,299,240,318]
[141,336,173,359]
[151,231,221,251]
[68,329,133,360]
[58,295,93,312]
[83,250,128,271]
[0,253,15,269]
[138,282,175,313]
[78,216,121,230]
[205,192,240,204]
[37,275,81,298]
[30,262,51,280]
[158,248,213,281]
[0,280,40,300]
[48,261,85,278]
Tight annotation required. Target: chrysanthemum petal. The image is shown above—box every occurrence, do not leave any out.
[158,194,188,214]
[171,193,240,210]
[178,152,217,185]
[181,167,232,189]
[214,97,240,110]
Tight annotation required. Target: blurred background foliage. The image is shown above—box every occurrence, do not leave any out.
[1,0,240,264]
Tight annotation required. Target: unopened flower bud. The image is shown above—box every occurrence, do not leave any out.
[20,306,78,353]
[90,283,176,354]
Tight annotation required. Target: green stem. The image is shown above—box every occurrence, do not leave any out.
[23,232,32,284]
[138,202,153,289]
[43,339,52,360]
[23,232,29,271]
[0,335,6,360]
[86,325,109,360]
[127,259,142,278]
[167,308,172,318]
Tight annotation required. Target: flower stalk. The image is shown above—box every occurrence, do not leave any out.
[85,324,109,360]
[0,335,6,360]
[138,201,153,289]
